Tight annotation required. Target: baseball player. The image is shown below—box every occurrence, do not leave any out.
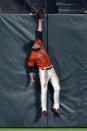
[28,9,62,116]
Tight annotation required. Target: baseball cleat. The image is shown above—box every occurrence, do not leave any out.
[51,107,62,114]
[42,111,47,117]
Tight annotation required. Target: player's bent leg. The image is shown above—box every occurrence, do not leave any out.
[39,70,48,116]
[50,68,62,114]
[51,77,60,110]
[41,85,47,111]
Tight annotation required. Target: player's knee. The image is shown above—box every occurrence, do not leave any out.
[41,87,47,94]
[54,86,60,91]
[41,82,47,88]
[54,80,60,89]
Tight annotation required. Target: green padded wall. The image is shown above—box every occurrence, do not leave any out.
[0,14,47,127]
[0,14,87,127]
[48,14,87,127]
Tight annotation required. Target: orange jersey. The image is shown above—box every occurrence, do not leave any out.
[28,39,52,69]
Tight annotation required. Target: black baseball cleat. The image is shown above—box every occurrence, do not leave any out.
[51,107,62,115]
[42,111,47,117]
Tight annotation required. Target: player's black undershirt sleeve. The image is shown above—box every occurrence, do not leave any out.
[36,31,42,41]
[28,66,34,73]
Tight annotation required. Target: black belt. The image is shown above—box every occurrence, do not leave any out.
[41,66,53,70]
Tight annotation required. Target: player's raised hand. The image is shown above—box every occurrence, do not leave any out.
[37,8,45,19]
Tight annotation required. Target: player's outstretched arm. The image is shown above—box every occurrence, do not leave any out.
[37,9,45,32]
[37,19,43,32]
[36,9,45,40]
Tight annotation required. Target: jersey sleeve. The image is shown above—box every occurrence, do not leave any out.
[28,52,36,67]
[28,57,35,67]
